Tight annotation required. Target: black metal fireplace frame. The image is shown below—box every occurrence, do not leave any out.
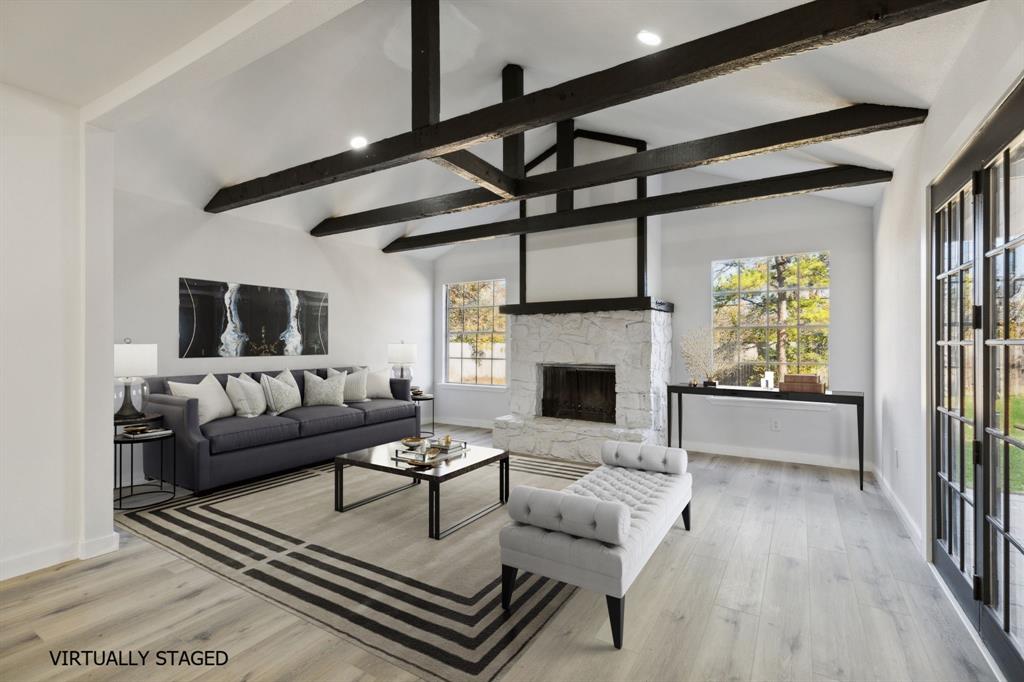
[540,363,616,424]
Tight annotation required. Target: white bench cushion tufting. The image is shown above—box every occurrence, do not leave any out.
[500,458,691,597]
[508,486,631,545]
[601,441,687,474]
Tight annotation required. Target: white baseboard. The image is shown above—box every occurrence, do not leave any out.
[681,439,872,473]
[435,416,495,429]
[1,541,78,581]
[79,531,120,560]
[0,532,120,581]
[874,470,925,555]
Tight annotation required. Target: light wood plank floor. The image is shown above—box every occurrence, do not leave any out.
[0,425,997,682]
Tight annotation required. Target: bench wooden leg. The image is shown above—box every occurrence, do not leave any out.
[606,595,625,649]
[501,564,517,612]
[682,501,691,531]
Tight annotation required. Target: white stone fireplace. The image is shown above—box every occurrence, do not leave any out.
[492,308,672,463]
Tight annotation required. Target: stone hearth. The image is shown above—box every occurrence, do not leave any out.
[493,309,672,463]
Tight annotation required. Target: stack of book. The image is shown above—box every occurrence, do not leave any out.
[119,428,173,440]
[778,374,825,394]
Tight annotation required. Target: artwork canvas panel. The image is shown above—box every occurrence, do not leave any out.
[179,277,328,358]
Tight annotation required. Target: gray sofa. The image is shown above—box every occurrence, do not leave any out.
[143,368,418,493]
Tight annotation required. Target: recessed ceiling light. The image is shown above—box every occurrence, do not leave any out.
[636,30,661,46]
[350,136,368,149]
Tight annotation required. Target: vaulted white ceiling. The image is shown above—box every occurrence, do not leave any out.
[113,0,986,253]
[0,0,249,106]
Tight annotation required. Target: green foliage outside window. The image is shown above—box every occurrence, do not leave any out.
[711,252,830,387]
[445,280,507,385]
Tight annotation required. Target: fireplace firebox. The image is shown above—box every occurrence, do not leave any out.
[541,364,615,423]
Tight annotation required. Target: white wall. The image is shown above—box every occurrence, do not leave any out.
[1,84,116,578]
[661,187,874,472]
[872,1,1024,552]
[524,138,653,301]
[432,238,518,427]
[113,190,434,380]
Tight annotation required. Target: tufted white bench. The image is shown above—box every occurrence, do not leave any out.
[499,440,691,649]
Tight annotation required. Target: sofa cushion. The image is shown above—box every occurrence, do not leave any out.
[280,405,365,437]
[201,415,300,454]
[349,399,415,424]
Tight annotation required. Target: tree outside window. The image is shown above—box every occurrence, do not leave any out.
[445,280,507,386]
[711,252,830,386]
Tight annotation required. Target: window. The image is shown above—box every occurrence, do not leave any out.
[711,252,830,387]
[445,279,507,386]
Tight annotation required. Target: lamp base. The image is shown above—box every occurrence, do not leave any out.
[114,378,145,422]
[391,365,414,381]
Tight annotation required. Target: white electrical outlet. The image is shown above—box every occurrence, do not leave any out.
[770,418,781,432]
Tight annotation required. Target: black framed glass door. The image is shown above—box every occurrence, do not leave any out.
[934,178,979,621]
[931,82,1024,678]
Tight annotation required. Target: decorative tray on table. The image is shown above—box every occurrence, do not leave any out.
[393,439,468,466]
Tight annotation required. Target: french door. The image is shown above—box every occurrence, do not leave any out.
[932,82,1024,678]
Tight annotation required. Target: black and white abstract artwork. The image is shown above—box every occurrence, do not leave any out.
[178,278,328,358]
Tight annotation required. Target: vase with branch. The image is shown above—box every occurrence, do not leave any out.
[679,326,736,387]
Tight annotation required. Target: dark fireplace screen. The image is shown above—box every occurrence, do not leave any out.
[541,364,615,423]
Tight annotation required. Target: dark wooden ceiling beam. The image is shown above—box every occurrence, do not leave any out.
[206,0,977,213]
[502,64,525,178]
[556,119,575,211]
[411,0,440,129]
[411,0,517,198]
[524,142,558,174]
[432,150,518,198]
[575,129,646,150]
[381,165,892,253]
[312,104,924,236]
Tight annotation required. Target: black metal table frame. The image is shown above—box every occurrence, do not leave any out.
[413,395,435,437]
[334,452,510,539]
[667,384,865,490]
[114,434,176,510]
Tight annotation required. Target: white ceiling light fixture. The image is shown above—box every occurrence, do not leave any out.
[636,30,661,47]
[350,135,368,149]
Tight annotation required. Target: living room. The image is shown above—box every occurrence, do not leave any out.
[2,1,1023,680]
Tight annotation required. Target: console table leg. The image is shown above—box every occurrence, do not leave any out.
[677,393,683,449]
[857,400,864,491]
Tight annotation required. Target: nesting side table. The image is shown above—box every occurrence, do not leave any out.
[114,414,176,510]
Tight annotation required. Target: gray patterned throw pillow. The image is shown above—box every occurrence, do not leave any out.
[260,371,301,415]
[304,370,346,407]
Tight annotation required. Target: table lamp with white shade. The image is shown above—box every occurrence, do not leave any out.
[387,342,417,380]
[114,340,158,421]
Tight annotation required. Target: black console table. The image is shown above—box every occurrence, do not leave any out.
[667,384,866,490]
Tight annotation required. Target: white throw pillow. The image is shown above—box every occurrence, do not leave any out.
[168,374,235,425]
[304,370,346,407]
[226,373,266,418]
[260,371,301,415]
[365,367,393,399]
[334,367,369,402]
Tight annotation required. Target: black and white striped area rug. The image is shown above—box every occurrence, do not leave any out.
[117,454,596,682]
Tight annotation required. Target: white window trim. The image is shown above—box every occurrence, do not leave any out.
[711,251,831,387]
[442,278,508,388]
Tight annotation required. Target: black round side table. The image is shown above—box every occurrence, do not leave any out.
[412,393,435,437]
[114,420,176,511]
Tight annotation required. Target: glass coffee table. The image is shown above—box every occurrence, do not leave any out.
[334,442,510,540]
